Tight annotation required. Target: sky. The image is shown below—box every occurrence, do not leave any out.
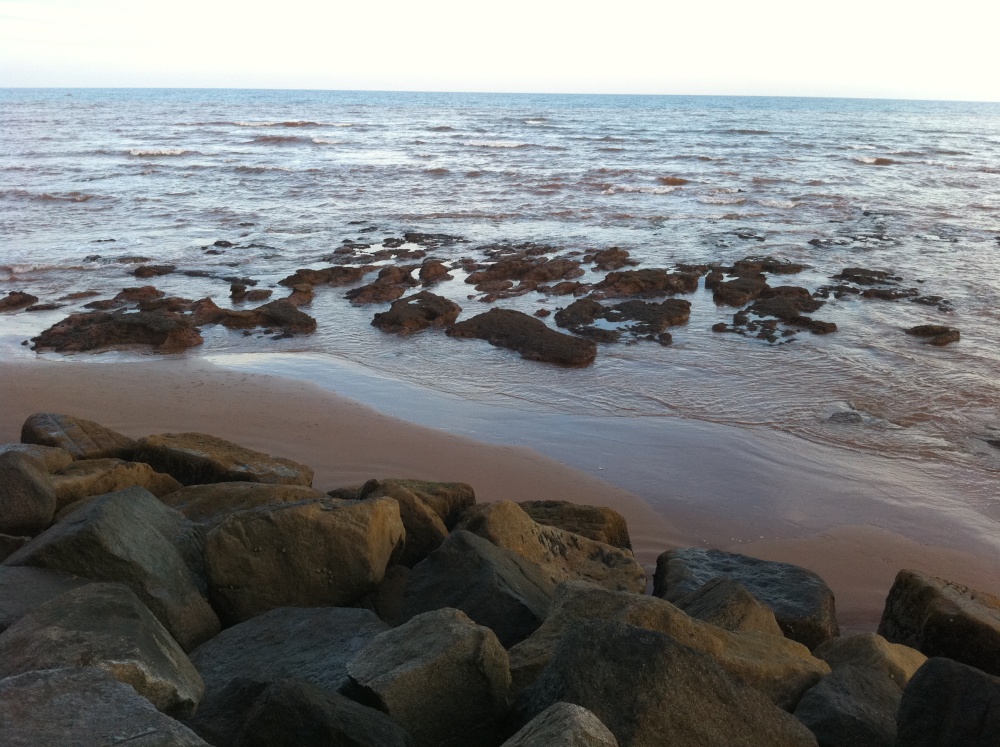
[1,0,998,101]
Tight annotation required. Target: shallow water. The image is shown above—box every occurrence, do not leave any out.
[2,88,999,514]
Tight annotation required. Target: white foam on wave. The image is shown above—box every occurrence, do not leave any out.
[312,138,344,145]
[463,140,530,149]
[698,195,747,205]
[757,199,797,209]
[602,185,680,195]
[128,148,189,157]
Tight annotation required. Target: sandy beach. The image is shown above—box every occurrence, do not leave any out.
[3,355,998,634]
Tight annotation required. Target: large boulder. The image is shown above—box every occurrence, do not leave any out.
[447,308,597,367]
[877,569,1000,676]
[0,534,28,562]
[0,565,92,632]
[0,443,73,473]
[513,619,818,747]
[0,583,204,717]
[0,451,57,535]
[345,608,511,747]
[31,307,205,352]
[204,497,404,624]
[517,500,632,551]
[456,501,645,593]
[508,581,828,710]
[134,432,314,486]
[894,657,1000,746]
[52,457,183,508]
[673,577,784,636]
[20,412,136,459]
[654,547,839,648]
[793,665,901,747]
[4,486,219,651]
[813,633,926,690]
[0,667,209,746]
[501,702,618,747]
[401,530,555,648]
[372,290,461,335]
[161,482,328,530]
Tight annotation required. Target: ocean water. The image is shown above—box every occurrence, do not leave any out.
[2,88,999,513]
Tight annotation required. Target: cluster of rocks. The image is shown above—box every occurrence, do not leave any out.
[2,412,999,745]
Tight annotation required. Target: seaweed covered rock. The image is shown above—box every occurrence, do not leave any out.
[906,324,960,346]
[447,308,597,367]
[589,268,699,299]
[31,308,204,352]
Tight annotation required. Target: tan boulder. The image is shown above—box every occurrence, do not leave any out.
[52,458,182,508]
[161,482,328,530]
[814,632,927,690]
[517,499,632,550]
[20,413,136,459]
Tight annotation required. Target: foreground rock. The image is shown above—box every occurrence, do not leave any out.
[0,583,204,716]
[878,569,1000,675]
[204,497,404,623]
[51,457,183,507]
[513,619,818,746]
[5,486,219,651]
[0,667,209,746]
[0,442,73,473]
[674,576,784,636]
[517,500,632,550]
[346,608,511,747]
[372,291,462,335]
[457,501,645,593]
[508,581,828,709]
[0,451,57,535]
[134,432,314,486]
[401,530,554,647]
[655,547,839,648]
[793,664,901,747]
[502,702,618,747]
[813,632,926,690]
[447,308,597,367]
[161,482,328,529]
[21,412,136,459]
[32,308,204,352]
[895,657,1000,746]
[0,565,92,632]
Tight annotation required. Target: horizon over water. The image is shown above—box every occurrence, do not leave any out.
[2,87,999,538]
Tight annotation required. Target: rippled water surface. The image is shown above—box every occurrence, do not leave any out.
[2,88,999,496]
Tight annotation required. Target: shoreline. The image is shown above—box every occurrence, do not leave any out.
[2,354,999,633]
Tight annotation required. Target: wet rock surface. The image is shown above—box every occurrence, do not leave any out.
[0,290,39,311]
[448,308,598,367]
[372,291,462,335]
[21,412,136,459]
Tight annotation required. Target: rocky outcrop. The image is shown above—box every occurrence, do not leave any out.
[204,497,404,623]
[134,432,314,486]
[587,247,638,271]
[447,308,597,367]
[0,565,92,632]
[456,501,645,593]
[31,307,205,352]
[713,273,770,306]
[161,482,328,529]
[0,451,57,535]
[346,265,419,305]
[401,530,555,648]
[372,291,461,335]
[346,608,511,747]
[554,297,690,344]
[279,265,373,287]
[673,576,784,636]
[5,486,219,651]
[21,412,137,459]
[589,268,699,300]
[0,583,204,716]
[502,702,618,747]
[512,618,818,747]
[0,290,38,311]
[877,569,1000,676]
[0,667,210,746]
[655,547,839,648]
[51,457,183,507]
[812,633,926,690]
[793,664,901,747]
[190,297,317,335]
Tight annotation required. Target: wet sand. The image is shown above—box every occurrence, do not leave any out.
[2,355,998,633]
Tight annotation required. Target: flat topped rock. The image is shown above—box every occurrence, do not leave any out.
[21,412,136,460]
[134,432,314,486]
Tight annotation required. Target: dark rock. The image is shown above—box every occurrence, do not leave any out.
[32,308,204,352]
[0,291,38,312]
[401,529,554,647]
[191,297,316,335]
[467,255,584,298]
[513,618,818,747]
[346,607,511,747]
[372,291,461,335]
[877,569,1000,676]
[793,664,900,747]
[0,583,204,716]
[279,266,373,287]
[161,482,327,530]
[24,302,64,312]
[829,411,863,424]
[363,563,411,625]
[713,273,770,306]
[134,432,314,486]
[813,633,926,690]
[894,657,1000,746]
[654,547,839,648]
[419,259,453,284]
[346,266,419,305]
[862,287,918,301]
[832,268,898,285]
[21,412,136,459]
[403,231,466,248]
[674,577,784,636]
[906,324,960,346]
[589,247,638,271]
[590,268,699,299]
[5,486,219,651]
[0,565,92,632]
[0,442,73,472]
[517,500,632,551]
[359,478,475,530]
[733,256,806,275]
[134,264,177,278]
[448,308,597,367]
[0,534,28,561]
[0,451,57,535]
[204,497,404,624]
[501,702,618,747]
[0,667,210,746]
[214,240,235,248]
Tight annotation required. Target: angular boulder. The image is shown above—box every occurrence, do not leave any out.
[0,534,28,562]
[5,486,219,651]
[401,529,554,648]
[813,632,926,690]
[51,457,183,508]
[0,451,57,535]
[0,565,92,632]
[674,577,784,636]
[204,497,404,623]
[0,667,209,746]
[513,619,817,747]
[655,547,839,648]
[517,499,632,550]
[20,412,136,459]
[0,443,73,473]
[877,569,1000,676]
[793,665,900,747]
[134,432,314,486]
[501,702,618,747]
[0,583,204,717]
[457,501,645,593]
[447,308,597,367]
[161,482,328,530]
[346,608,511,747]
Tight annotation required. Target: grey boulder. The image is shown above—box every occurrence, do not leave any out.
[0,451,57,535]
[793,665,900,747]
[20,412,136,459]
[0,565,92,633]
[502,702,619,746]
[673,576,783,636]
[518,500,632,551]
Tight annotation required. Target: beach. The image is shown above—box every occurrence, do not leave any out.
[4,354,998,634]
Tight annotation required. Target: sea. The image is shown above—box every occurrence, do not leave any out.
[2,88,999,540]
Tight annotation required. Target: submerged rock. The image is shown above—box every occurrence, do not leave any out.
[0,291,39,312]
[31,308,204,352]
[590,268,699,299]
[906,324,960,346]
[447,308,597,367]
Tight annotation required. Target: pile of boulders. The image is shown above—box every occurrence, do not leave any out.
[2,412,999,746]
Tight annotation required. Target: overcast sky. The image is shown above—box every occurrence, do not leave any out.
[1,0,998,101]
